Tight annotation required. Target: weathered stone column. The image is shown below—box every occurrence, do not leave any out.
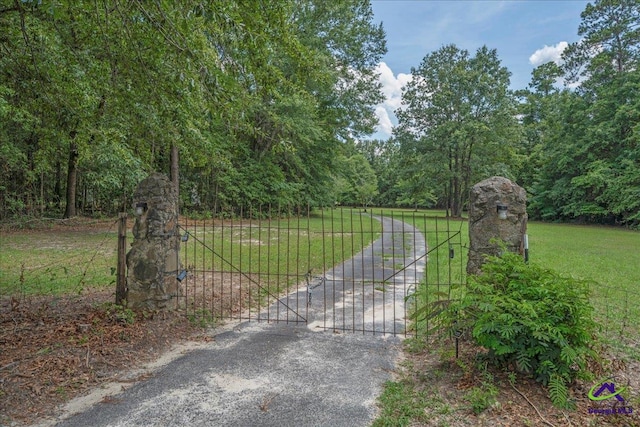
[126,173,181,309]
[467,176,527,275]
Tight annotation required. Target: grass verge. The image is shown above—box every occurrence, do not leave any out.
[0,225,120,296]
[375,214,640,426]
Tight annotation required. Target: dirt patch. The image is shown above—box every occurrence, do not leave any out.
[0,291,210,426]
[396,337,640,426]
[182,271,260,320]
[0,274,279,426]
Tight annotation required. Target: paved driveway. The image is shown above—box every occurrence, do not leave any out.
[46,215,426,427]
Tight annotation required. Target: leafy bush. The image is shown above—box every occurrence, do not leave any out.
[441,250,598,408]
[464,368,499,414]
[102,302,136,325]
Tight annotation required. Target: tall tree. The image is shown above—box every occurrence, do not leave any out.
[335,153,378,209]
[396,45,519,216]
[514,62,564,192]
[525,0,640,225]
[563,0,640,85]
[0,0,387,219]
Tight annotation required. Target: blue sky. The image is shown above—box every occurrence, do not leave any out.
[369,0,590,139]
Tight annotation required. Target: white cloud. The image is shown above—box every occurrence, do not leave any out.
[375,105,394,135]
[373,62,412,138]
[529,41,568,66]
[528,41,589,89]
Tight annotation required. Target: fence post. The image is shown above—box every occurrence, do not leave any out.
[116,212,127,305]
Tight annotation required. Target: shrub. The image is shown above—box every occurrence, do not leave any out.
[442,250,598,408]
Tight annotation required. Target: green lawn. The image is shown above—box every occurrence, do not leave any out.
[0,228,120,296]
[526,221,640,354]
[179,208,382,294]
[0,209,382,297]
[2,211,638,355]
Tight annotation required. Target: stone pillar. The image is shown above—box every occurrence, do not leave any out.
[126,173,181,309]
[467,176,527,275]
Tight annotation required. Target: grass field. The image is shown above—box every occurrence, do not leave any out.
[0,210,383,297]
[179,208,382,300]
[527,221,640,356]
[0,225,121,296]
[1,211,638,354]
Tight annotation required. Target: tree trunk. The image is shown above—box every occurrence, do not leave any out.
[63,141,79,218]
[452,145,462,217]
[463,138,474,216]
[54,160,62,205]
[170,143,179,205]
[115,213,127,305]
[62,94,105,219]
[452,175,461,217]
[40,171,44,216]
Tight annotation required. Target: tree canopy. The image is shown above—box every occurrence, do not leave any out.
[0,0,386,218]
[1,0,638,227]
[517,0,640,225]
[395,44,520,217]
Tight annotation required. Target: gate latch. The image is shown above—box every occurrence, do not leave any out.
[306,271,324,307]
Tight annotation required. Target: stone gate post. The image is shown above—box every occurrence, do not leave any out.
[126,173,181,309]
[467,176,527,275]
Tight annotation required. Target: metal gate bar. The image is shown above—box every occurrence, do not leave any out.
[178,205,312,324]
[311,210,464,336]
[177,207,464,337]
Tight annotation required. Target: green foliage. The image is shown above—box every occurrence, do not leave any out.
[396,44,520,216]
[3,0,638,228]
[0,0,386,220]
[457,358,500,414]
[372,380,432,427]
[465,381,499,415]
[519,0,640,227]
[440,250,598,407]
[548,373,573,409]
[102,302,136,325]
[187,309,217,328]
[334,153,378,208]
[563,0,640,83]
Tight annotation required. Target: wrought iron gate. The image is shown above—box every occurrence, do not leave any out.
[177,207,464,336]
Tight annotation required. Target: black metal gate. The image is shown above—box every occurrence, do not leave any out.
[177,207,464,336]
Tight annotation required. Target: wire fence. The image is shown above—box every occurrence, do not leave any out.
[591,280,640,358]
[0,214,638,359]
[0,218,122,307]
[177,207,465,336]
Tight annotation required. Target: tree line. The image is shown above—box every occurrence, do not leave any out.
[0,0,385,219]
[362,0,639,226]
[1,0,638,227]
